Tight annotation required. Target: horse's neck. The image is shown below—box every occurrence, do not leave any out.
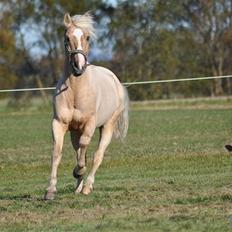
[61,55,89,90]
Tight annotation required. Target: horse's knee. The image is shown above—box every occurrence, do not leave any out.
[80,117,96,146]
[80,135,91,146]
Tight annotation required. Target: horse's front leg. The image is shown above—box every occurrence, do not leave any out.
[70,130,84,193]
[73,145,87,194]
[72,117,96,194]
[44,119,67,200]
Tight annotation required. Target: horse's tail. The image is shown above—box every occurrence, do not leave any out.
[114,86,129,141]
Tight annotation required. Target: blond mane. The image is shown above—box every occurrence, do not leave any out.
[71,12,96,39]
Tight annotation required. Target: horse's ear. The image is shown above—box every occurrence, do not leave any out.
[64,13,72,28]
[84,11,91,16]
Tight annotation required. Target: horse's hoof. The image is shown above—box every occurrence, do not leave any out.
[44,191,56,200]
[225,144,232,152]
[82,185,92,195]
[73,166,86,179]
[75,179,84,194]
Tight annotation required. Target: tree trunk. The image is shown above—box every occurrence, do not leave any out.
[212,55,224,96]
[226,78,232,94]
[214,78,223,96]
[35,75,49,105]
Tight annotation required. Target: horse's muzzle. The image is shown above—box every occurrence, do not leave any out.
[74,53,86,70]
[69,50,87,76]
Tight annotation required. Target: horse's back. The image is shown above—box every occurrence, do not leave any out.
[88,65,124,127]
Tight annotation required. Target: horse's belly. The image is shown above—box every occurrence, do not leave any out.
[95,96,118,127]
[96,110,114,127]
[93,77,122,127]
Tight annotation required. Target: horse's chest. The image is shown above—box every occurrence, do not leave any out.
[55,107,91,130]
[54,85,95,127]
[70,108,87,129]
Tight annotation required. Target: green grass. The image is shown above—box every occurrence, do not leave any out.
[0,101,232,231]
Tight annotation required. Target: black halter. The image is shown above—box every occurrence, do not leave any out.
[64,34,88,76]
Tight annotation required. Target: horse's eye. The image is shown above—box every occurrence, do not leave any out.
[86,36,90,41]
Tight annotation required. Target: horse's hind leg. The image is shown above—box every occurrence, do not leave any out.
[44,119,67,200]
[82,123,114,195]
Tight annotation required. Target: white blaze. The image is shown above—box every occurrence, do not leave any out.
[73,28,83,49]
[72,28,85,69]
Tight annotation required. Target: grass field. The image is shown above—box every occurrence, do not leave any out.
[0,99,232,231]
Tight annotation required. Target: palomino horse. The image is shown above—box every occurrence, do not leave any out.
[44,12,129,200]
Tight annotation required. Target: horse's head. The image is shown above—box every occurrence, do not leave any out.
[63,12,95,76]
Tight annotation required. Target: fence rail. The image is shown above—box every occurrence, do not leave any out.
[0,74,232,93]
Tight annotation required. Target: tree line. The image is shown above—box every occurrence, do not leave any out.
[1,0,232,101]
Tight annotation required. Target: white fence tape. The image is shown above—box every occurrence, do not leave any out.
[0,87,56,93]
[123,74,232,86]
[0,74,232,93]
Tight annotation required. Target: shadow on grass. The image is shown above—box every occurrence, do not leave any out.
[0,183,75,202]
[0,194,35,201]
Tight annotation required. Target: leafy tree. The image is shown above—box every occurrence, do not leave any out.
[1,0,232,101]
[107,0,232,99]
[183,0,232,95]
[0,2,17,90]
[0,0,106,94]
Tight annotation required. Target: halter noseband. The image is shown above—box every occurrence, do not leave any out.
[64,33,88,76]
